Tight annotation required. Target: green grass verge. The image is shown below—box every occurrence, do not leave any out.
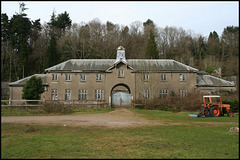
[1,123,239,159]
[132,109,239,123]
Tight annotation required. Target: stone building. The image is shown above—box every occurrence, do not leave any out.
[44,46,198,107]
[196,72,236,95]
[8,46,236,107]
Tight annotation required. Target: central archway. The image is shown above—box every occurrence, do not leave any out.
[111,83,132,108]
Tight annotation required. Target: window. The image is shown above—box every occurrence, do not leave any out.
[51,89,58,100]
[80,74,86,82]
[52,74,58,81]
[180,74,186,81]
[160,89,168,98]
[96,74,102,81]
[144,89,150,99]
[65,73,71,81]
[179,89,187,97]
[95,89,104,100]
[143,74,149,81]
[118,70,124,77]
[211,97,221,104]
[65,89,71,100]
[204,97,210,103]
[161,74,167,81]
[78,89,87,100]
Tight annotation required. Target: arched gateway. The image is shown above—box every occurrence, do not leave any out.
[111,83,132,108]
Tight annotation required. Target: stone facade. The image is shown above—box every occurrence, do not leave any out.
[43,46,198,107]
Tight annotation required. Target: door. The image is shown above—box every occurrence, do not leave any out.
[112,92,131,107]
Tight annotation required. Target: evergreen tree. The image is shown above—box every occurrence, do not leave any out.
[143,19,154,27]
[207,31,221,63]
[18,41,29,78]
[45,34,58,68]
[31,19,42,43]
[48,11,72,37]
[1,13,10,41]
[143,19,156,41]
[55,11,72,32]
[145,30,158,59]
[22,76,45,103]
[9,14,32,79]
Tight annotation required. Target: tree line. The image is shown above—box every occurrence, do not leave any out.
[1,8,239,82]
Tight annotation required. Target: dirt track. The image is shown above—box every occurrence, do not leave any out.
[1,109,238,128]
[1,109,160,128]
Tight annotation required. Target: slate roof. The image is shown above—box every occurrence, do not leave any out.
[127,59,198,71]
[8,74,47,86]
[197,74,235,87]
[45,59,199,72]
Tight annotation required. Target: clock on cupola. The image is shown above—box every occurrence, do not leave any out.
[115,46,127,63]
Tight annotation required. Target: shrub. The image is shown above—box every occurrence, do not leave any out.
[41,103,73,114]
[135,105,145,109]
[179,91,203,111]
[22,76,45,104]
[140,90,203,112]
[222,99,239,113]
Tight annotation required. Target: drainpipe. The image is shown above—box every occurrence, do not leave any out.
[135,73,136,105]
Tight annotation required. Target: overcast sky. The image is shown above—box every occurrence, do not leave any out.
[1,1,239,38]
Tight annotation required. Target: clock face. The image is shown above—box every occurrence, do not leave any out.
[116,50,125,61]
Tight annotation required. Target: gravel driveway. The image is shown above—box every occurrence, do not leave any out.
[1,108,237,128]
[1,108,162,128]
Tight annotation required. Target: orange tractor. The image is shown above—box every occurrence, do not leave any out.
[198,95,234,117]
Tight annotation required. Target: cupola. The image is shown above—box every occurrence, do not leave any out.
[115,46,127,63]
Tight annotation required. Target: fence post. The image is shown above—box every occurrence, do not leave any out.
[9,98,11,105]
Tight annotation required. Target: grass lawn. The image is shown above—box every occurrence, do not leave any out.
[1,106,114,116]
[1,109,239,159]
[132,109,239,123]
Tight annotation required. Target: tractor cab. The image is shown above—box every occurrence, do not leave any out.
[202,96,221,108]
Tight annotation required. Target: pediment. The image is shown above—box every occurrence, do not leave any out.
[105,60,135,72]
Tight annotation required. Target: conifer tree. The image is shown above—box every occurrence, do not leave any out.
[145,29,158,59]
[45,34,58,68]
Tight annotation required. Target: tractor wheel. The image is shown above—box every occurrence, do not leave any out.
[210,106,221,117]
[227,111,234,117]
